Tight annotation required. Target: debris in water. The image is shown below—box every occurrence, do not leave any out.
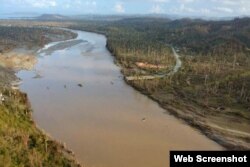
[0,93,5,103]
[142,118,146,122]
[64,85,67,89]
[33,72,43,79]
[110,81,114,85]
[46,86,50,90]
[78,84,83,87]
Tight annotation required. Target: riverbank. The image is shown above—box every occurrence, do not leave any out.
[1,20,248,166]
[67,22,249,150]
[124,80,250,150]
[0,26,81,166]
[0,88,81,166]
[17,28,222,167]
[108,43,250,150]
[87,22,249,150]
[106,40,250,150]
[73,23,249,150]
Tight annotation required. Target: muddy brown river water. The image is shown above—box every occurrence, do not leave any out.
[17,30,222,167]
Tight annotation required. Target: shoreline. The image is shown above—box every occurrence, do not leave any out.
[0,87,82,166]
[0,26,82,166]
[15,28,223,167]
[104,38,250,150]
[67,26,249,150]
[2,25,246,166]
[122,80,236,150]
[16,31,82,166]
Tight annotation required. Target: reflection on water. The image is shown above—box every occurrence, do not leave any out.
[17,30,222,167]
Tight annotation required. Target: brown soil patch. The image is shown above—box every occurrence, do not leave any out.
[136,62,167,69]
[0,52,37,70]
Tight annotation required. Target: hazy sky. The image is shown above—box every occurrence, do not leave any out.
[1,0,250,17]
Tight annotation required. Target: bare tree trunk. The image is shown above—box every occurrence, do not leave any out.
[233,54,237,70]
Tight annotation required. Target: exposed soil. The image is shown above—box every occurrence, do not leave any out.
[0,50,37,70]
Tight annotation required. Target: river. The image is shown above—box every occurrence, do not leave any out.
[17,29,222,167]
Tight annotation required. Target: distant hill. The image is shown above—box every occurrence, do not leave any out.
[113,17,250,55]
[162,17,250,55]
[81,16,249,55]
[36,14,68,20]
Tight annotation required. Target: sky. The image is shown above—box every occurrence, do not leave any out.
[1,0,250,17]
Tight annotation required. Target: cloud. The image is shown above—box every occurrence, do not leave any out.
[178,0,196,3]
[200,8,211,15]
[134,0,250,16]
[214,7,233,13]
[123,0,168,2]
[24,0,57,8]
[151,0,168,2]
[3,0,57,8]
[1,0,250,16]
[61,0,97,13]
[150,4,165,13]
[85,0,97,6]
[114,2,125,13]
[31,0,57,8]
[165,0,250,16]
[149,0,168,14]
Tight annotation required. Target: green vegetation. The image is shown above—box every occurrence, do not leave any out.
[0,66,16,87]
[69,17,250,150]
[0,88,80,167]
